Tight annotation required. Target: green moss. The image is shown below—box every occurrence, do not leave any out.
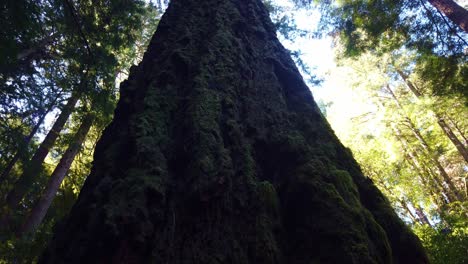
[330,168,360,207]
[282,161,394,263]
[253,181,281,263]
[256,181,279,217]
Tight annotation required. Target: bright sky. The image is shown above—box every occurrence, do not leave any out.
[272,0,374,139]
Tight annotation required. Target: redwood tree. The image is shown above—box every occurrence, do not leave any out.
[427,0,468,33]
[41,0,428,263]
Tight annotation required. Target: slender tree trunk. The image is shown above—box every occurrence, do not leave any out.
[393,124,452,203]
[395,69,422,97]
[408,123,463,200]
[396,70,468,163]
[40,0,428,263]
[427,0,468,33]
[0,94,60,183]
[400,200,420,224]
[437,117,468,162]
[385,85,464,201]
[446,116,468,147]
[367,167,425,225]
[18,114,94,236]
[29,93,80,169]
[414,206,432,226]
[3,93,79,211]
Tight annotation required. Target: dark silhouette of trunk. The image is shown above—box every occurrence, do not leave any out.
[427,0,468,33]
[385,85,464,201]
[18,114,94,236]
[395,69,468,163]
[40,0,428,263]
[0,94,60,183]
[3,93,79,212]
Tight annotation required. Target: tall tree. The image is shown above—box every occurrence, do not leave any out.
[427,0,468,33]
[2,93,79,211]
[384,84,463,201]
[395,68,468,162]
[321,48,467,262]
[18,113,94,236]
[0,93,60,183]
[41,0,427,263]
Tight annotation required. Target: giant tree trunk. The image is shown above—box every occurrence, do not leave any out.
[3,93,79,213]
[427,0,468,33]
[40,0,428,263]
[18,113,94,236]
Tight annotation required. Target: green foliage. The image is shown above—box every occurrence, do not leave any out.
[325,46,467,263]
[293,0,468,98]
[0,0,160,262]
[413,202,468,264]
[415,53,468,100]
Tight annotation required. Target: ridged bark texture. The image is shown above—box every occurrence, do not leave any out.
[427,0,468,33]
[41,0,428,263]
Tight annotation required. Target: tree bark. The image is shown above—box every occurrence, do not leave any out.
[427,0,468,33]
[18,114,94,236]
[40,0,428,263]
[3,93,79,212]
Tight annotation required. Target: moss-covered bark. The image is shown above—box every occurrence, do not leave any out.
[40,0,428,263]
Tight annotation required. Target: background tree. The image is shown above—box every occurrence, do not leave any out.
[0,0,159,261]
[322,49,467,263]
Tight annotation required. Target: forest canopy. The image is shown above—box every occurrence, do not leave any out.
[0,0,466,263]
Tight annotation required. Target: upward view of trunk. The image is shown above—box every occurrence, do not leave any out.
[3,93,79,213]
[427,0,468,33]
[396,69,468,163]
[18,113,94,236]
[41,0,428,263]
